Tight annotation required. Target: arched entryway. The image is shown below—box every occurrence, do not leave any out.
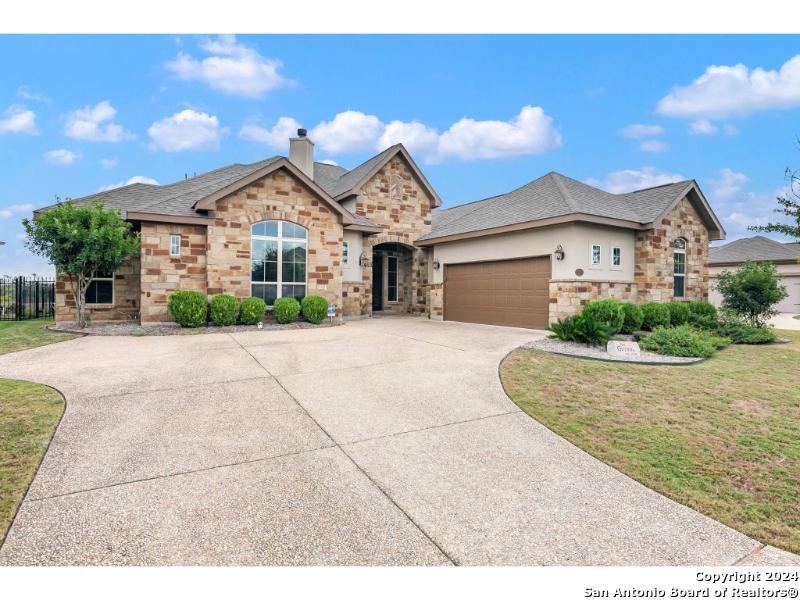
[371,242,414,313]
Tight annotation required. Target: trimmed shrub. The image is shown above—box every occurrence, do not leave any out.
[209,294,240,326]
[301,295,329,324]
[168,290,208,328]
[273,297,301,324]
[666,301,691,326]
[716,261,788,326]
[687,300,717,319]
[582,298,624,334]
[640,302,671,331]
[239,296,266,325]
[640,325,729,359]
[716,311,778,344]
[619,302,644,334]
[548,314,611,346]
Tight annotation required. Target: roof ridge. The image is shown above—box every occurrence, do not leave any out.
[624,179,693,195]
[548,172,580,212]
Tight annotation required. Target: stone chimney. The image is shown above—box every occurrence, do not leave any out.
[289,128,314,179]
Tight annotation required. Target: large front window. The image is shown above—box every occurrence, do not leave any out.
[673,238,686,298]
[251,220,307,306]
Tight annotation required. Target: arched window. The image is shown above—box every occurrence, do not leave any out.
[673,238,686,298]
[251,220,307,306]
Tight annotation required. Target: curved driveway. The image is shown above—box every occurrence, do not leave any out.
[0,316,795,565]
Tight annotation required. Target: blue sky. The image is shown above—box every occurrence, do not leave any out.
[1,34,799,275]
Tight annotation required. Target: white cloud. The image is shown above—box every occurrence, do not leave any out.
[238,116,302,149]
[0,105,37,135]
[147,109,225,152]
[311,110,385,154]
[101,157,119,169]
[319,159,339,166]
[44,149,81,165]
[17,85,50,102]
[65,101,132,142]
[722,124,739,136]
[0,203,34,219]
[689,118,717,135]
[167,35,290,98]
[708,168,749,201]
[98,176,159,192]
[657,54,800,119]
[620,123,665,139]
[378,120,441,159]
[639,140,669,153]
[586,167,686,194]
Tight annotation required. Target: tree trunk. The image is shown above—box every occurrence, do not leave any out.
[69,274,88,329]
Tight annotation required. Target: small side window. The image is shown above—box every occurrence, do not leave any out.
[612,247,621,267]
[170,234,181,257]
[591,244,601,266]
[342,241,350,266]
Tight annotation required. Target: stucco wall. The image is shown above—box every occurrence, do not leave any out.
[342,229,363,283]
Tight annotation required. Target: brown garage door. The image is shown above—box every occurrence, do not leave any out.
[444,256,551,329]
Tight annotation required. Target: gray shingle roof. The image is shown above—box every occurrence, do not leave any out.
[709,235,800,264]
[419,172,694,241]
[324,145,399,198]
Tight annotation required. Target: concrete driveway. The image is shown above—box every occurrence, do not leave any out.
[0,316,796,566]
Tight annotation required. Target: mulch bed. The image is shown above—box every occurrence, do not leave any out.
[523,337,703,365]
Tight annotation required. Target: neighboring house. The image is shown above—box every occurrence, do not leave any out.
[39,129,724,329]
[709,235,800,314]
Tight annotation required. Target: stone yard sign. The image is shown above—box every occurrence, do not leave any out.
[607,340,641,359]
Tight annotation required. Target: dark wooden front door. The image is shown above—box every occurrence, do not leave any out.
[443,256,551,329]
[372,253,383,311]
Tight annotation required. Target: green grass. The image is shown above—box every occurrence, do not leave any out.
[500,330,800,554]
[793,315,800,320]
[0,381,64,544]
[0,320,75,544]
[0,319,79,355]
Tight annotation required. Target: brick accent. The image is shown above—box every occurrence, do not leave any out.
[206,169,343,313]
[140,223,207,322]
[55,254,140,324]
[549,280,637,322]
[634,196,709,303]
[342,281,369,317]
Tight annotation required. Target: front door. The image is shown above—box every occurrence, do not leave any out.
[372,252,383,311]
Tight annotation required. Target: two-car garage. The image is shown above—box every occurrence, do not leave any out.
[443,256,551,329]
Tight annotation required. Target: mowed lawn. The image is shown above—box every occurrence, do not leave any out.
[501,330,800,554]
[0,320,77,543]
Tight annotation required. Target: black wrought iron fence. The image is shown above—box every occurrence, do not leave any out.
[0,277,56,321]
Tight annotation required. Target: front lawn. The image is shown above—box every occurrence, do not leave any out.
[0,380,64,544]
[501,330,800,554]
[0,318,79,355]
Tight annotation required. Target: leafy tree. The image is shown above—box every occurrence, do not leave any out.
[749,166,800,240]
[23,200,140,328]
[714,261,787,327]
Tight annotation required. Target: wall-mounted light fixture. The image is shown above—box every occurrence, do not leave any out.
[432,259,441,270]
[359,252,371,268]
[554,244,565,261]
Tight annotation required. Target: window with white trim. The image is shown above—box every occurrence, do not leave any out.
[612,246,621,267]
[250,220,307,306]
[590,243,601,266]
[86,271,114,305]
[170,234,181,257]
[387,255,398,302]
[342,241,350,265]
[673,238,686,298]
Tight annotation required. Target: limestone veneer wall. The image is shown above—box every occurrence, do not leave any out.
[55,255,140,324]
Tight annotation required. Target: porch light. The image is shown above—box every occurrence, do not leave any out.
[554,245,565,261]
[432,259,441,270]
[359,252,371,267]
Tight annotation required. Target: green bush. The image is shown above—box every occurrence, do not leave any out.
[549,314,611,346]
[619,303,644,334]
[687,300,718,319]
[301,295,329,324]
[168,290,208,328]
[639,325,729,358]
[715,261,788,326]
[716,311,777,344]
[239,296,266,325]
[582,298,624,334]
[640,302,671,331]
[688,312,720,331]
[273,296,301,324]
[666,301,691,326]
[209,294,240,326]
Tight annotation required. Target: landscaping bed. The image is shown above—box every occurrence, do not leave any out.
[501,329,800,554]
[49,318,340,336]
[524,337,702,365]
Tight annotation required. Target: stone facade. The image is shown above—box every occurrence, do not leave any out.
[140,223,207,322]
[205,169,343,312]
[55,254,140,323]
[635,196,709,303]
[549,279,638,321]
